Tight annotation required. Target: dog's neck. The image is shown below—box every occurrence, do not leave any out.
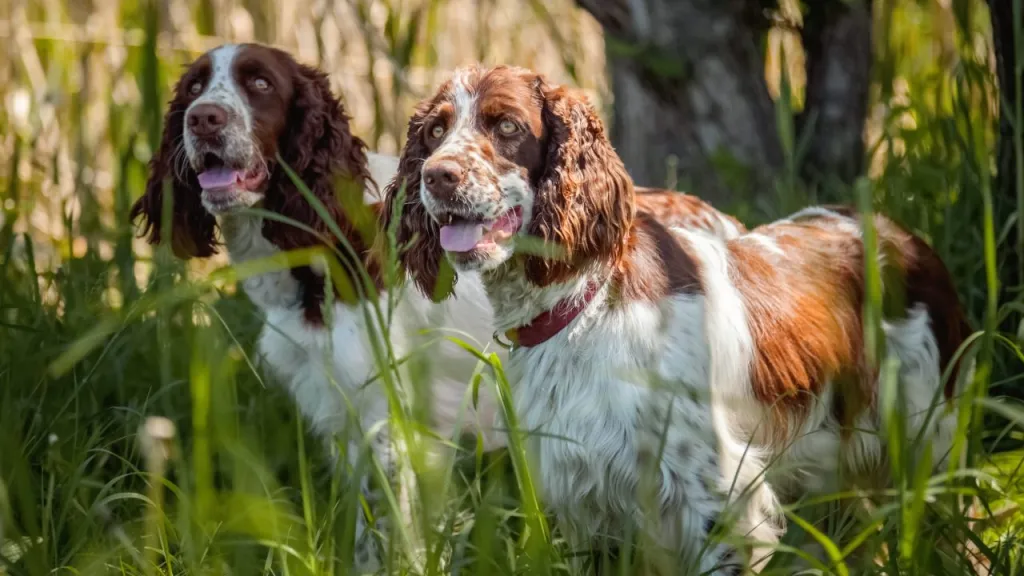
[217,149,396,255]
[218,210,269,257]
[479,213,702,335]
[481,257,609,334]
[214,151,401,320]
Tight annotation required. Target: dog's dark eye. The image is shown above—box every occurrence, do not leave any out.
[189,81,203,96]
[250,77,271,92]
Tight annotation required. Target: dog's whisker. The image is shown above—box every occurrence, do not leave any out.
[171,144,191,183]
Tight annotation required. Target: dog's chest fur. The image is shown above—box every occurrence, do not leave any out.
[218,208,504,449]
[493,272,725,554]
[218,212,388,433]
[219,214,302,309]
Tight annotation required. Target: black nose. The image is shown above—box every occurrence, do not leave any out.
[187,103,229,138]
[423,159,465,201]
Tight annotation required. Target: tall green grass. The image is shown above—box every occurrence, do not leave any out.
[2,0,1024,574]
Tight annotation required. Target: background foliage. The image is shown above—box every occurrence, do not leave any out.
[1,0,1023,574]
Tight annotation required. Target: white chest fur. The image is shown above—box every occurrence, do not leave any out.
[217,211,505,449]
[486,264,780,570]
[504,289,718,545]
[219,214,302,310]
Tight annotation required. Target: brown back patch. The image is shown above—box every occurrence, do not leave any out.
[615,212,703,303]
[635,187,746,236]
[730,221,869,440]
[818,206,972,398]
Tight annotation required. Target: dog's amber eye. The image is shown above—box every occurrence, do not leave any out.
[498,119,518,135]
[189,82,203,96]
[430,124,445,140]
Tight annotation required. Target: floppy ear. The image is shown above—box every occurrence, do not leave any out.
[257,57,384,320]
[523,80,635,286]
[129,88,217,259]
[263,59,376,256]
[382,99,456,302]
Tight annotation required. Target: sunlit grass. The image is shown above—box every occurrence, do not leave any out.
[3,0,1024,574]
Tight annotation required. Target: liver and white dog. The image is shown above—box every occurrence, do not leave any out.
[384,64,971,573]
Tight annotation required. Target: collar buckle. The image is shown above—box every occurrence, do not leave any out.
[492,330,517,352]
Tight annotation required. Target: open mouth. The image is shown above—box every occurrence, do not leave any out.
[196,153,267,198]
[438,206,523,253]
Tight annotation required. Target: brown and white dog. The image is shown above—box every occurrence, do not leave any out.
[129,45,744,572]
[383,64,971,573]
[129,42,508,572]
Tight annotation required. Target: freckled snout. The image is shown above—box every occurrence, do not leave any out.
[187,103,229,139]
[423,158,465,202]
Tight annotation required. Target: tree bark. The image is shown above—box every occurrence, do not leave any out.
[576,0,781,207]
[577,0,874,210]
[798,1,873,191]
[988,0,1024,328]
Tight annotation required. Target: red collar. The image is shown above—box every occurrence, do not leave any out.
[502,282,601,348]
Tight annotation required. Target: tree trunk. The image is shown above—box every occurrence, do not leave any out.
[577,0,874,211]
[988,0,1024,331]
[576,0,781,207]
[798,1,873,192]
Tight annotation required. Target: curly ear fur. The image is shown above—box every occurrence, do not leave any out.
[259,58,382,320]
[382,99,455,301]
[262,60,375,253]
[523,80,636,286]
[129,87,218,259]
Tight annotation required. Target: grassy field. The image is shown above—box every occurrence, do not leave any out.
[2,0,1024,574]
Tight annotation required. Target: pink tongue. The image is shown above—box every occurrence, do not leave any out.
[439,223,485,252]
[197,168,241,190]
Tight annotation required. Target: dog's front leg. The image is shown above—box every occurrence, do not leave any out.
[357,420,428,573]
[320,436,382,575]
